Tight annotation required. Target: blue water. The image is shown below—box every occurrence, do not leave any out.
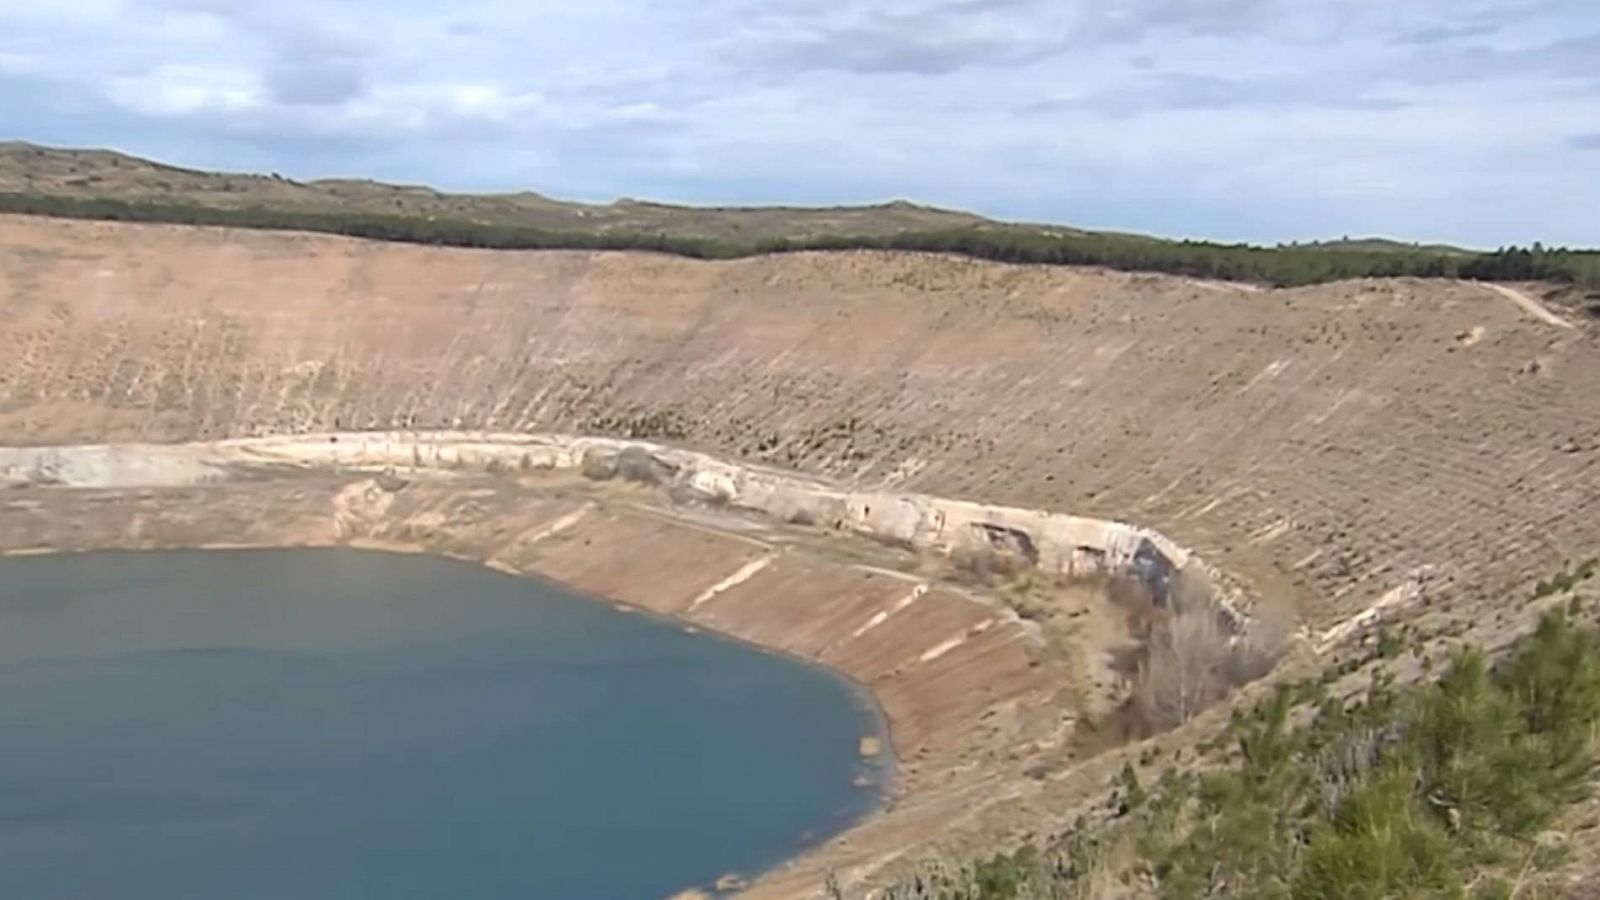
[0,549,886,899]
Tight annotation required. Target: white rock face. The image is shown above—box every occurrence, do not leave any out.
[0,430,1249,625]
[0,444,227,488]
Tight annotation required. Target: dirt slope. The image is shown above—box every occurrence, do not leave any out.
[2,214,1596,634]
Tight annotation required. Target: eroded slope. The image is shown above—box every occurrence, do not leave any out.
[1,214,1596,635]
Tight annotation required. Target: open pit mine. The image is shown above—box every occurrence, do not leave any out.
[2,212,1598,897]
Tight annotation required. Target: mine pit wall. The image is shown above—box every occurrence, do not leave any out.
[295,431,1231,607]
[0,431,1242,622]
[9,216,1598,892]
[4,214,1597,641]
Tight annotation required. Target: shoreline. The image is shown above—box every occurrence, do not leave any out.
[3,535,909,899]
[0,447,1085,897]
[0,542,890,898]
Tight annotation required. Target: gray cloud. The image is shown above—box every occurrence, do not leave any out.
[254,16,376,107]
[1,0,1598,247]
[264,62,366,106]
[1024,73,1408,117]
[745,30,1056,76]
[718,1,1062,76]
[1538,33,1600,79]
[1390,24,1499,45]
[718,0,1314,78]
[1384,32,1600,87]
[1069,0,1288,42]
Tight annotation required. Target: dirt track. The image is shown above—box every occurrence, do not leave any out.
[1481,281,1574,328]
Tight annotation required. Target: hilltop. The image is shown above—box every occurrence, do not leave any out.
[0,141,992,241]
[3,141,1597,290]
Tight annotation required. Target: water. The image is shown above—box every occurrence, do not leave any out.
[0,548,886,899]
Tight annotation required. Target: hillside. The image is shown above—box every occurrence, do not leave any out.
[1292,237,1474,255]
[3,213,1595,635]
[0,141,990,240]
[4,141,1597,288]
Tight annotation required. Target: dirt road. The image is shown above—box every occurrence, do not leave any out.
[1479,281,1573,329]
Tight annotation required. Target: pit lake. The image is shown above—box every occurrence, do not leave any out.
[0,548,888,899]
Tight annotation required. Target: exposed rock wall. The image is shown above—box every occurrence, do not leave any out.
[0,432,1240,621]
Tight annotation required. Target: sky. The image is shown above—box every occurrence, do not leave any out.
[1,0,1597,248]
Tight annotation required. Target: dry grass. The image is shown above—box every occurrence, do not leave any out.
[1134,570,1291,731]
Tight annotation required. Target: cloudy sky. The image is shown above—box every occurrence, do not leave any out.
[2,0,1597,247]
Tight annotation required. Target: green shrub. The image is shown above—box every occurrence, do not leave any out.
[879,599,1600,900]
[3,191,1597,288]
[967,846,1041,899]
[1294,765,1460,900]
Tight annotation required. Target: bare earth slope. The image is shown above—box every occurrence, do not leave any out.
[1,214,1596,635]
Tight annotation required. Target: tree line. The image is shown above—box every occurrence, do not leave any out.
[2,191,1595,289]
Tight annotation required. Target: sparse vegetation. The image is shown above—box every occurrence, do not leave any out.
[1134,597,1238,730]
[1534,558,1598,599]
[585,410,690,440]
[951,544,1031,586]
[2,191,1597,288]
[881,598,1600,899]
[1131,572,1284,731]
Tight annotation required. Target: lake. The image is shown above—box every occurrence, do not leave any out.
[0,548,886,899]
